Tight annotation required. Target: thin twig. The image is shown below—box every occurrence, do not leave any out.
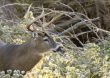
[0,3,29,9]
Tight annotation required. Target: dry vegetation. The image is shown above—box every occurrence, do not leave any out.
[0,0,110,78]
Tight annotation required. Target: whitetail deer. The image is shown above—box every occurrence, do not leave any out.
[0,30,63,72]
[0,15,64,72]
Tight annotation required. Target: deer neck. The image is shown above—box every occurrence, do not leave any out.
[12,40,43,71]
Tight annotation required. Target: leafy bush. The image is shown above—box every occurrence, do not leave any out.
[0,70,25,78]
[0,14,110,78]
[29,42,110,78]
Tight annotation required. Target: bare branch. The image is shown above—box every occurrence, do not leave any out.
[58,18,100,36]
[0,3,29,9]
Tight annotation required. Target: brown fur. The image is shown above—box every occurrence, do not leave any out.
[0,34,59,72]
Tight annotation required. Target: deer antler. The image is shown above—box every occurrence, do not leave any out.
[43,13,63,27]
[26,7,63,33]
[26,11,53,32]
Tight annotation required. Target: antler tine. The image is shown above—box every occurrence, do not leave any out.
[27,11,53,32]
[43,13,63,27]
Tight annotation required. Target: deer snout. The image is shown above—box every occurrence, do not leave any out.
[52,44,65,54]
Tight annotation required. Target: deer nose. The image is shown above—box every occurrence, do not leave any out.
[52,45,65,54]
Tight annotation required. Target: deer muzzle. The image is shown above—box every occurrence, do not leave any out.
[52,44,65,54]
